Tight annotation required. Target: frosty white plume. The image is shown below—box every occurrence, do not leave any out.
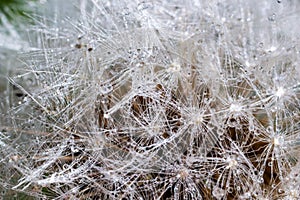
[1,0,300,199]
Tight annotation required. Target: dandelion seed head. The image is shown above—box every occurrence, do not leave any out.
[2,0,300,199]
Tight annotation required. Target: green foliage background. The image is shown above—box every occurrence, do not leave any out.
[0,0,36,24]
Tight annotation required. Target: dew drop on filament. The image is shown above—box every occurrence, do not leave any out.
[100,83,113,94]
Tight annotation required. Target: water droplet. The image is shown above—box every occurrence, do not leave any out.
[212,186,225,199]
[218,135,224,141]
[241,192,251,198]
[104,113,110,119]
[137,1,152,11]
[268,13,276,22]
[217,128,224,136]
[259,171,264,176]
[278,188,284,194]
[259,177,264,183]
[227,187,233,193]
[100,83,113,94]
[227,118,238,127]
[23,96,28,103]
